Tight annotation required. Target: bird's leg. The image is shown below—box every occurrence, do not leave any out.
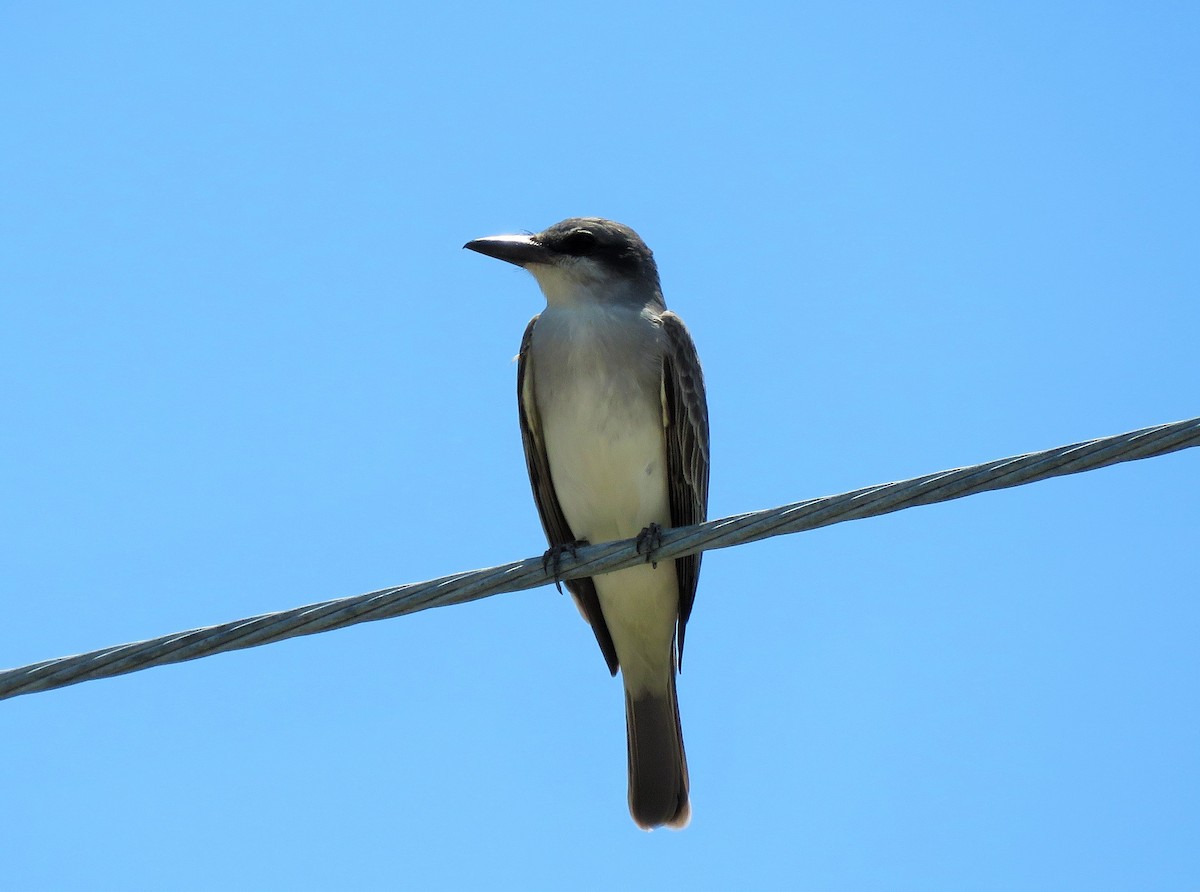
[542,539,590,593]
[635,522,664,569]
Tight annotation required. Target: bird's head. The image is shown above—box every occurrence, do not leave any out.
[465,217,662,308]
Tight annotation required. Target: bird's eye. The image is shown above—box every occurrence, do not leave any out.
[559,229,598,256]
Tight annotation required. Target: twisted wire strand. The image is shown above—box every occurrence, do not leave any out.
[2,415,1196,701]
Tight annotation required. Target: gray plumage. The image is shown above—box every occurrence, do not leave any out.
[466,217,709,830]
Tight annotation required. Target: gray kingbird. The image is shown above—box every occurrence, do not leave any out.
[465,217,710,830]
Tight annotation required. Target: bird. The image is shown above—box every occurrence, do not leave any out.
[464,217,709,829]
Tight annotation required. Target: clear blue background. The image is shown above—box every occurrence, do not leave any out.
[3,3,1197,889]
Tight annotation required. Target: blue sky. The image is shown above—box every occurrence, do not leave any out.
[2,2,1197,889]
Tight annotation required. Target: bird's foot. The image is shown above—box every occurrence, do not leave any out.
[635,523,664,569]
[542,539,589,593]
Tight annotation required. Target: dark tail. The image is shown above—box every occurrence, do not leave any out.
[625,672,690,830]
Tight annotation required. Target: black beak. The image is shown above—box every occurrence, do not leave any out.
[463,233,551,267]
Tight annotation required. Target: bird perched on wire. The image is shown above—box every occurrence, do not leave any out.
[465,217,709,829]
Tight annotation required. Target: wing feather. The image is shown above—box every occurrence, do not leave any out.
[659,312,710,667]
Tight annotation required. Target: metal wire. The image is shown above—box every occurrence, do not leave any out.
[2,415,1197,701]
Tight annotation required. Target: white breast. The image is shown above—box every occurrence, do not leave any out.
[531,303,670,545]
